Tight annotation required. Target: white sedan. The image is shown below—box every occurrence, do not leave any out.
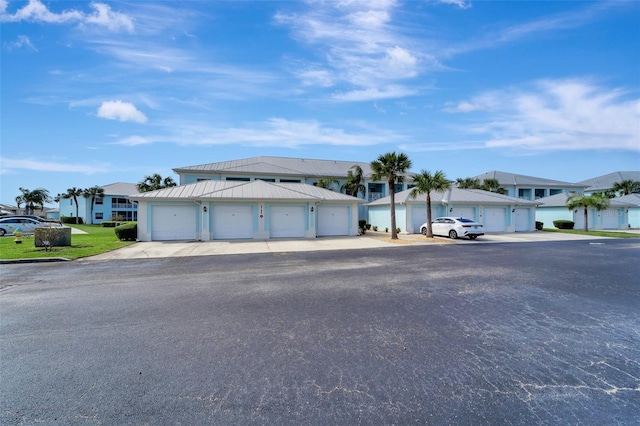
[420,217,484,240]
[0,217,61,236]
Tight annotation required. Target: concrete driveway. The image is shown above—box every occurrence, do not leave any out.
[83,230,631,260]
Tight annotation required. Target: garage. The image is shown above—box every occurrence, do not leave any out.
[213,205,254,239]
[411,206,439,234]
[450,207,475,220]
[483,208,506,232]
[514,208,530,231]
[270,205,306,238]
[601,209,620,229]
[152,205,197,241]
[317,205,350,236]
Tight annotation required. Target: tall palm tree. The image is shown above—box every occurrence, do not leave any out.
[370,152,412,240]
[315,177,339,190]
[612,179,640,196]
[341,165,367,198]
[64,187,85,224]
[83,186,105,225]
[15,187,52,215]
[566,193,610,232]
[455,177,481,189]
[410,170,451,238]
[137,174,177,193]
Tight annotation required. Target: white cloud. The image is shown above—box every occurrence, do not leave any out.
[113,118,405,148]
[275,1,429,101]
[445,79,640,152]
[0,157,109,174]
[0,0,134,32]
[97,100,148,123]
[332,85,417,102]
[3,35,37,51]
[437,0,472,9]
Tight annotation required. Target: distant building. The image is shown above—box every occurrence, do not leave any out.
[58,182,139,224]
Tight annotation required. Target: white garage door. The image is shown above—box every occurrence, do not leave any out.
[515,208,530,231]
[318,206,349,236]
[213,205,253,239]
[411,206,439,234]
[484,208,506,232]
[450,207,475,220]
[270,206,306,238]
[601,209,619,229]
[152,205,197,241]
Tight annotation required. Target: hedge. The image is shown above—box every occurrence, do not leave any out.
[60,216,84,224]
[553,220,575,230]
[114,222,137,241]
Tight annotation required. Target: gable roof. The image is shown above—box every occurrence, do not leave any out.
[129,180,363,203]
[367,187,538,206]
[537,193,636,208]
[101,182,140,196]
[173,156,413,179]
[473,171,585,188]
[576,171,640,192]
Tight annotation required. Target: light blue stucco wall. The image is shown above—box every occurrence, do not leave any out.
[535,207,572,228]
[629,207,640,228]
[368,204,407,232]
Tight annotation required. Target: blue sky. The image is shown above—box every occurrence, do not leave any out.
[1,0,639,206]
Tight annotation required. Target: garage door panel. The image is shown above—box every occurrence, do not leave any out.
[152,206,197,241]
[213,205,253,239]
[318,206,349,236]
[270,206,305,238]
[484,208,506,232]
[601,209,619,229]
[515,208,530,231]
[450,207,475,220]
[411,207,439,234]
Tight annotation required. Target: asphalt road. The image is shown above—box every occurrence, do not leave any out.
[1,239,639,425]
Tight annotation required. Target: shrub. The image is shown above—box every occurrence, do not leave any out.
[372,226,378,231]
[61,216,84,224]
[396,227,401,233]
[114,222,137,241]
[358,219,367,235]
[535,221,543,231]
[365,223,372,230]
[553,220,575,229]
[101,221,119,228]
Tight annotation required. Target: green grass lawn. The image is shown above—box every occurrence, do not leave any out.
[0,224,136,260]
[543,228,640,238]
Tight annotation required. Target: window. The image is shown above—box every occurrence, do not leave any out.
[257,178,276,182]
[196,178,211,182]
[394,184,403,193]
[550,189,562,196]
[95,212,104,220]
[280,179,301,183]
[534,189,546,199]
[95,197,104,205]
[226,177,250,181]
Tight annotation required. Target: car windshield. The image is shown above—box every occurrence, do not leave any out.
[457,218,475,223]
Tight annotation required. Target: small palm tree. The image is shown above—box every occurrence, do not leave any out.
[482,178,505,194]
[566,193,610,231]
[15,187,52,215]
[315,177,339,190]
[455,177,481,189]
[341,165,367,198]
[410,170,451,238]
[612,179,640,196]
[84,186,105,225]
[370,152,412,240]
[137,174,177,193]
[64,187,85,224]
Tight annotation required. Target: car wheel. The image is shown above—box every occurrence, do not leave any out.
[421,227,427,236]
[0,228,5,236]
[449,230,457,239]
[469,235,478,240]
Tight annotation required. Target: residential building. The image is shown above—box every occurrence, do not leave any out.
[473,171,586,200]
[58,182,139,224]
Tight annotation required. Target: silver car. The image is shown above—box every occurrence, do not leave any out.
[0,217,61,236]
[420,216,484,240]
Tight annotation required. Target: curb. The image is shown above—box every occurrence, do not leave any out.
[0,257,71,264]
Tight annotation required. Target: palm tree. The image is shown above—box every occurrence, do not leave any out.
[410,170,451,238]
[370,152,412,240]
[315,177,339,190]
[482,178,505,194]
[612,179,640,196]
[83,186,105,225]
[341,165,367,198]
[15,187,52,215]
[455,177,481,189]
[137,174,177,193]
[63,187,85,224]
[566,193,610,231]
